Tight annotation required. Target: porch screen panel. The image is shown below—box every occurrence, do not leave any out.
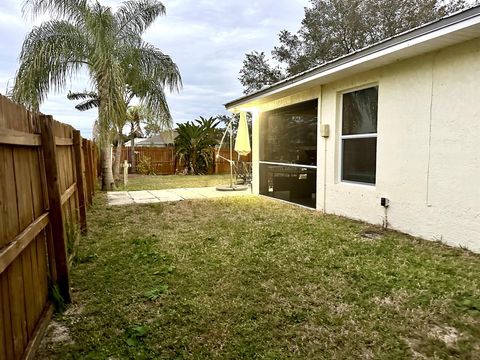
[259,99,318,208]
[260,100,318,165]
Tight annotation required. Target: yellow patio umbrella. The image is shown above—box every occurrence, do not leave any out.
[234,111,251,156]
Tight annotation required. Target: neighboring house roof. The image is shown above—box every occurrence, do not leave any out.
[225,5,480,110]
[125,130,178,147]
[124,138,145,147]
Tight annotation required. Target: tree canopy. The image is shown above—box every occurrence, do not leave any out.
[239,0,469,94]
[13,0,181,190]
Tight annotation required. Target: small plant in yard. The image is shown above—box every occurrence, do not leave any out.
[48,283,65,313]
[144,285,169,301]
[65,221,80,256]
[136,155,157,175]
[125,325,149,346]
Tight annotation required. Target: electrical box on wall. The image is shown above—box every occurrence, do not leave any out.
[381,197,390,207]
[320,124,330,138]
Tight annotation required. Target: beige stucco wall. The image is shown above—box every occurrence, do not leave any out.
[249,37,480,252]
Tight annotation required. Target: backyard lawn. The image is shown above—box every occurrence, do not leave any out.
[37,195,480,359]
[119,174,232,191]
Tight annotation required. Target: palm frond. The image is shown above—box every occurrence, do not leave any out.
[139,81,171,119]
[13,20,89,109]
[115,0,166,37]
[67,88,101,111]
[121,42,182,93]
[67,90,98,100]
[75,98,101,111]
[84,3,127,145]
[15,0,181,149]
[119,40,182,130]
[22,0,88,24]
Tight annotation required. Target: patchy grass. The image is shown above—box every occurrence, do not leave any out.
[118,174,232,191]
[37,195,480,359]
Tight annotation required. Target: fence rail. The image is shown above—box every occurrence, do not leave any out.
[120,146,252,175]
[0,95,97,360]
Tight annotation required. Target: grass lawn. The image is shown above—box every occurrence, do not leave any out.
[37,196,480,359]
[118,174,232,191]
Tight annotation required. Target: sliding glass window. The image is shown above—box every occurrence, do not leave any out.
[259,99,318,208]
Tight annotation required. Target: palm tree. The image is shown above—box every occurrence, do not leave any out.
[13,0,181,190]
[175,118,220,174]
[67,86,172,180]
[126,105,152,173]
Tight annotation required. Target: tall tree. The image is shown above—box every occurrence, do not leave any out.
[239,51,284,95]
[13,0,181,190]
[67,85,173,180]
[126,105,153,173]
[240,0,468,93]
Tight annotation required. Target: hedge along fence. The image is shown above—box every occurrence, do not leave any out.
[0,95,97,360]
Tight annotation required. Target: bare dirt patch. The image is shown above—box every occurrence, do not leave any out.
[35,320,73,359]
[429,324,460,346]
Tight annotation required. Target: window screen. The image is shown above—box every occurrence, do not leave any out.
[341,87,378,184]
[260,100,318,166]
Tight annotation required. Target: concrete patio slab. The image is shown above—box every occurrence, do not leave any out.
[107,198,135,206]
[148,190,184,202]
[190,187,251,198]
[169,188,207,200]
[107,186,252,206]
[108,191,130,197]
[129,190,157,200]
[134,198,163,204]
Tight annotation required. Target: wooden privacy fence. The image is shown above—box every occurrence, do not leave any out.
[0,95,97,360]
[121,146,176,174]
[120,146,252,175]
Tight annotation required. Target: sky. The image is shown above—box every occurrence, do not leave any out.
[0,0,309,138]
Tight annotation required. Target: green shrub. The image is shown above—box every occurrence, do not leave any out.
[137,156,157,175]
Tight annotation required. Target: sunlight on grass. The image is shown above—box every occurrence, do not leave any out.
[118,174,232,191]
[37,195,480,359]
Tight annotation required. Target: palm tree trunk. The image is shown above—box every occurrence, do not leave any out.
[101,146,115,190]
[113,137,123,180]
[96,72,117,191]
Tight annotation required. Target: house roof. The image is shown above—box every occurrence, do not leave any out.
[225,5,480,111]
[125,130,178,147]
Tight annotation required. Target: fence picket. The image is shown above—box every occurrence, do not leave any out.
[39,115,71,304]
[0,94,96,359]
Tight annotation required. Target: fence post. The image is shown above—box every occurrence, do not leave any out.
[82,139,93,205]
[73,130,87,234]
[172,148,176,174]
[39,115,71,303]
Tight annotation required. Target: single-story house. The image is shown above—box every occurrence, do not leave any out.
[225,6,480,252]
[124,130,177,147]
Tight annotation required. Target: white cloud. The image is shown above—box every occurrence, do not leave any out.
[0,0,309,137]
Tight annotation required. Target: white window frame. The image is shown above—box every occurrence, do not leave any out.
[339,85,378,186]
